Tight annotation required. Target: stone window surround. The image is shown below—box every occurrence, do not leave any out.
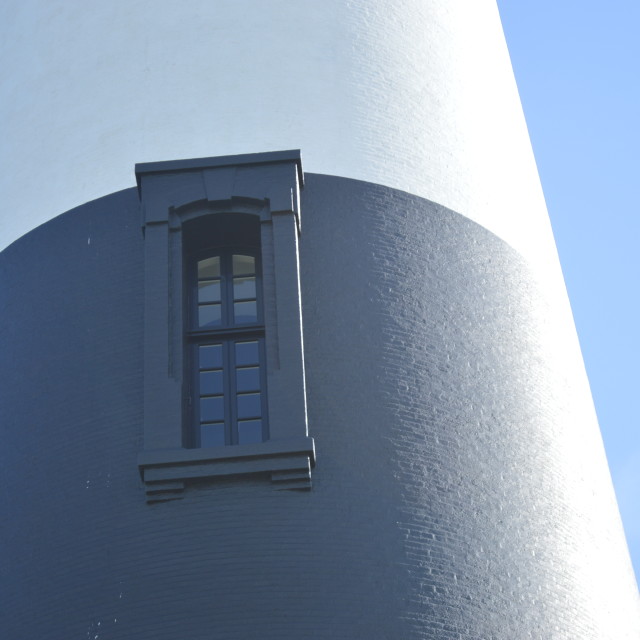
[136,150,314,502]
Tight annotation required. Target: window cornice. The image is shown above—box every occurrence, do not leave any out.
[136,149,304,230]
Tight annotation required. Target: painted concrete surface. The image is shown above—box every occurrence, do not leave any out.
[2,174,638,638]
[1,0,554,276]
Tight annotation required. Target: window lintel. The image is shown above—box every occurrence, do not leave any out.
[137,149,303,230]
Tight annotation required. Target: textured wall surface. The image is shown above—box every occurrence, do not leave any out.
[1,174,638,639]
[0,0,554,273]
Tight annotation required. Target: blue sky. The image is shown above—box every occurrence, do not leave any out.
[497,1,639,586]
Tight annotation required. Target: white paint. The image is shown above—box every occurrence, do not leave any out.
[1,0,552,273]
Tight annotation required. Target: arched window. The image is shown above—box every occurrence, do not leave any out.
[189,247,268,447]
[184,212,268,448]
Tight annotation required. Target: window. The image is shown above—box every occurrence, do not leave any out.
[189,249,269,447]
[136,150,315,501]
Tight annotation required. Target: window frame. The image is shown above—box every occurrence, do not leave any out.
[136,150,315,501]
[190,337,269,447]
[187,245,269,448]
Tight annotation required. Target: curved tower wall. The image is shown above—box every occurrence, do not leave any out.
[2,174,639,638]
[1,1,639,638]
[3,0,548,267]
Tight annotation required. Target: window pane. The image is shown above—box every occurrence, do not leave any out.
[199,344,222,369]
[237,392,261,419]
[200,423,225,447]
[199,303,222,327]
[198,280,221,303]
[236,367,260,392]
[201,396,224,422]
[235,341,259,366]
[232,254,255,275]
[201,370,223,395]
[233,277,256,300]
[198,256,220,278]
[237,420,263,444]
[234,300,257,324]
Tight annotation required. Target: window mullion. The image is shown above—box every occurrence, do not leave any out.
[223,251,233,328]
[228,339,238,445]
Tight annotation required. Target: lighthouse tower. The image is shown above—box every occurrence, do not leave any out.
[1,1,638,638]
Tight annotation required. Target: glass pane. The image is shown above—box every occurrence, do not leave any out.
[237,420,263,445]
[234,300,257,324]
[237,392,261,419]
[232,254,255,276]
[201,396,224,422]
[199,303,222,327]
[201,370,223,395]
[236,367,260,392]
[233,277,256,300]
[198,256,220,278]
[198,280,221,303]
[235,341,259,366]
[200,423,225,447]
[199,344,222,369]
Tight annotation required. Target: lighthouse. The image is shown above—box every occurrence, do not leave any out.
[1,1,638,638]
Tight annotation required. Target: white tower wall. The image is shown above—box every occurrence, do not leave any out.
[2,0,549,267]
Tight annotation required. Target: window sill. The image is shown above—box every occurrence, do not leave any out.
[138,436,315,502]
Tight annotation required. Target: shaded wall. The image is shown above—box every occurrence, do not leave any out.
[1,175,638,639]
